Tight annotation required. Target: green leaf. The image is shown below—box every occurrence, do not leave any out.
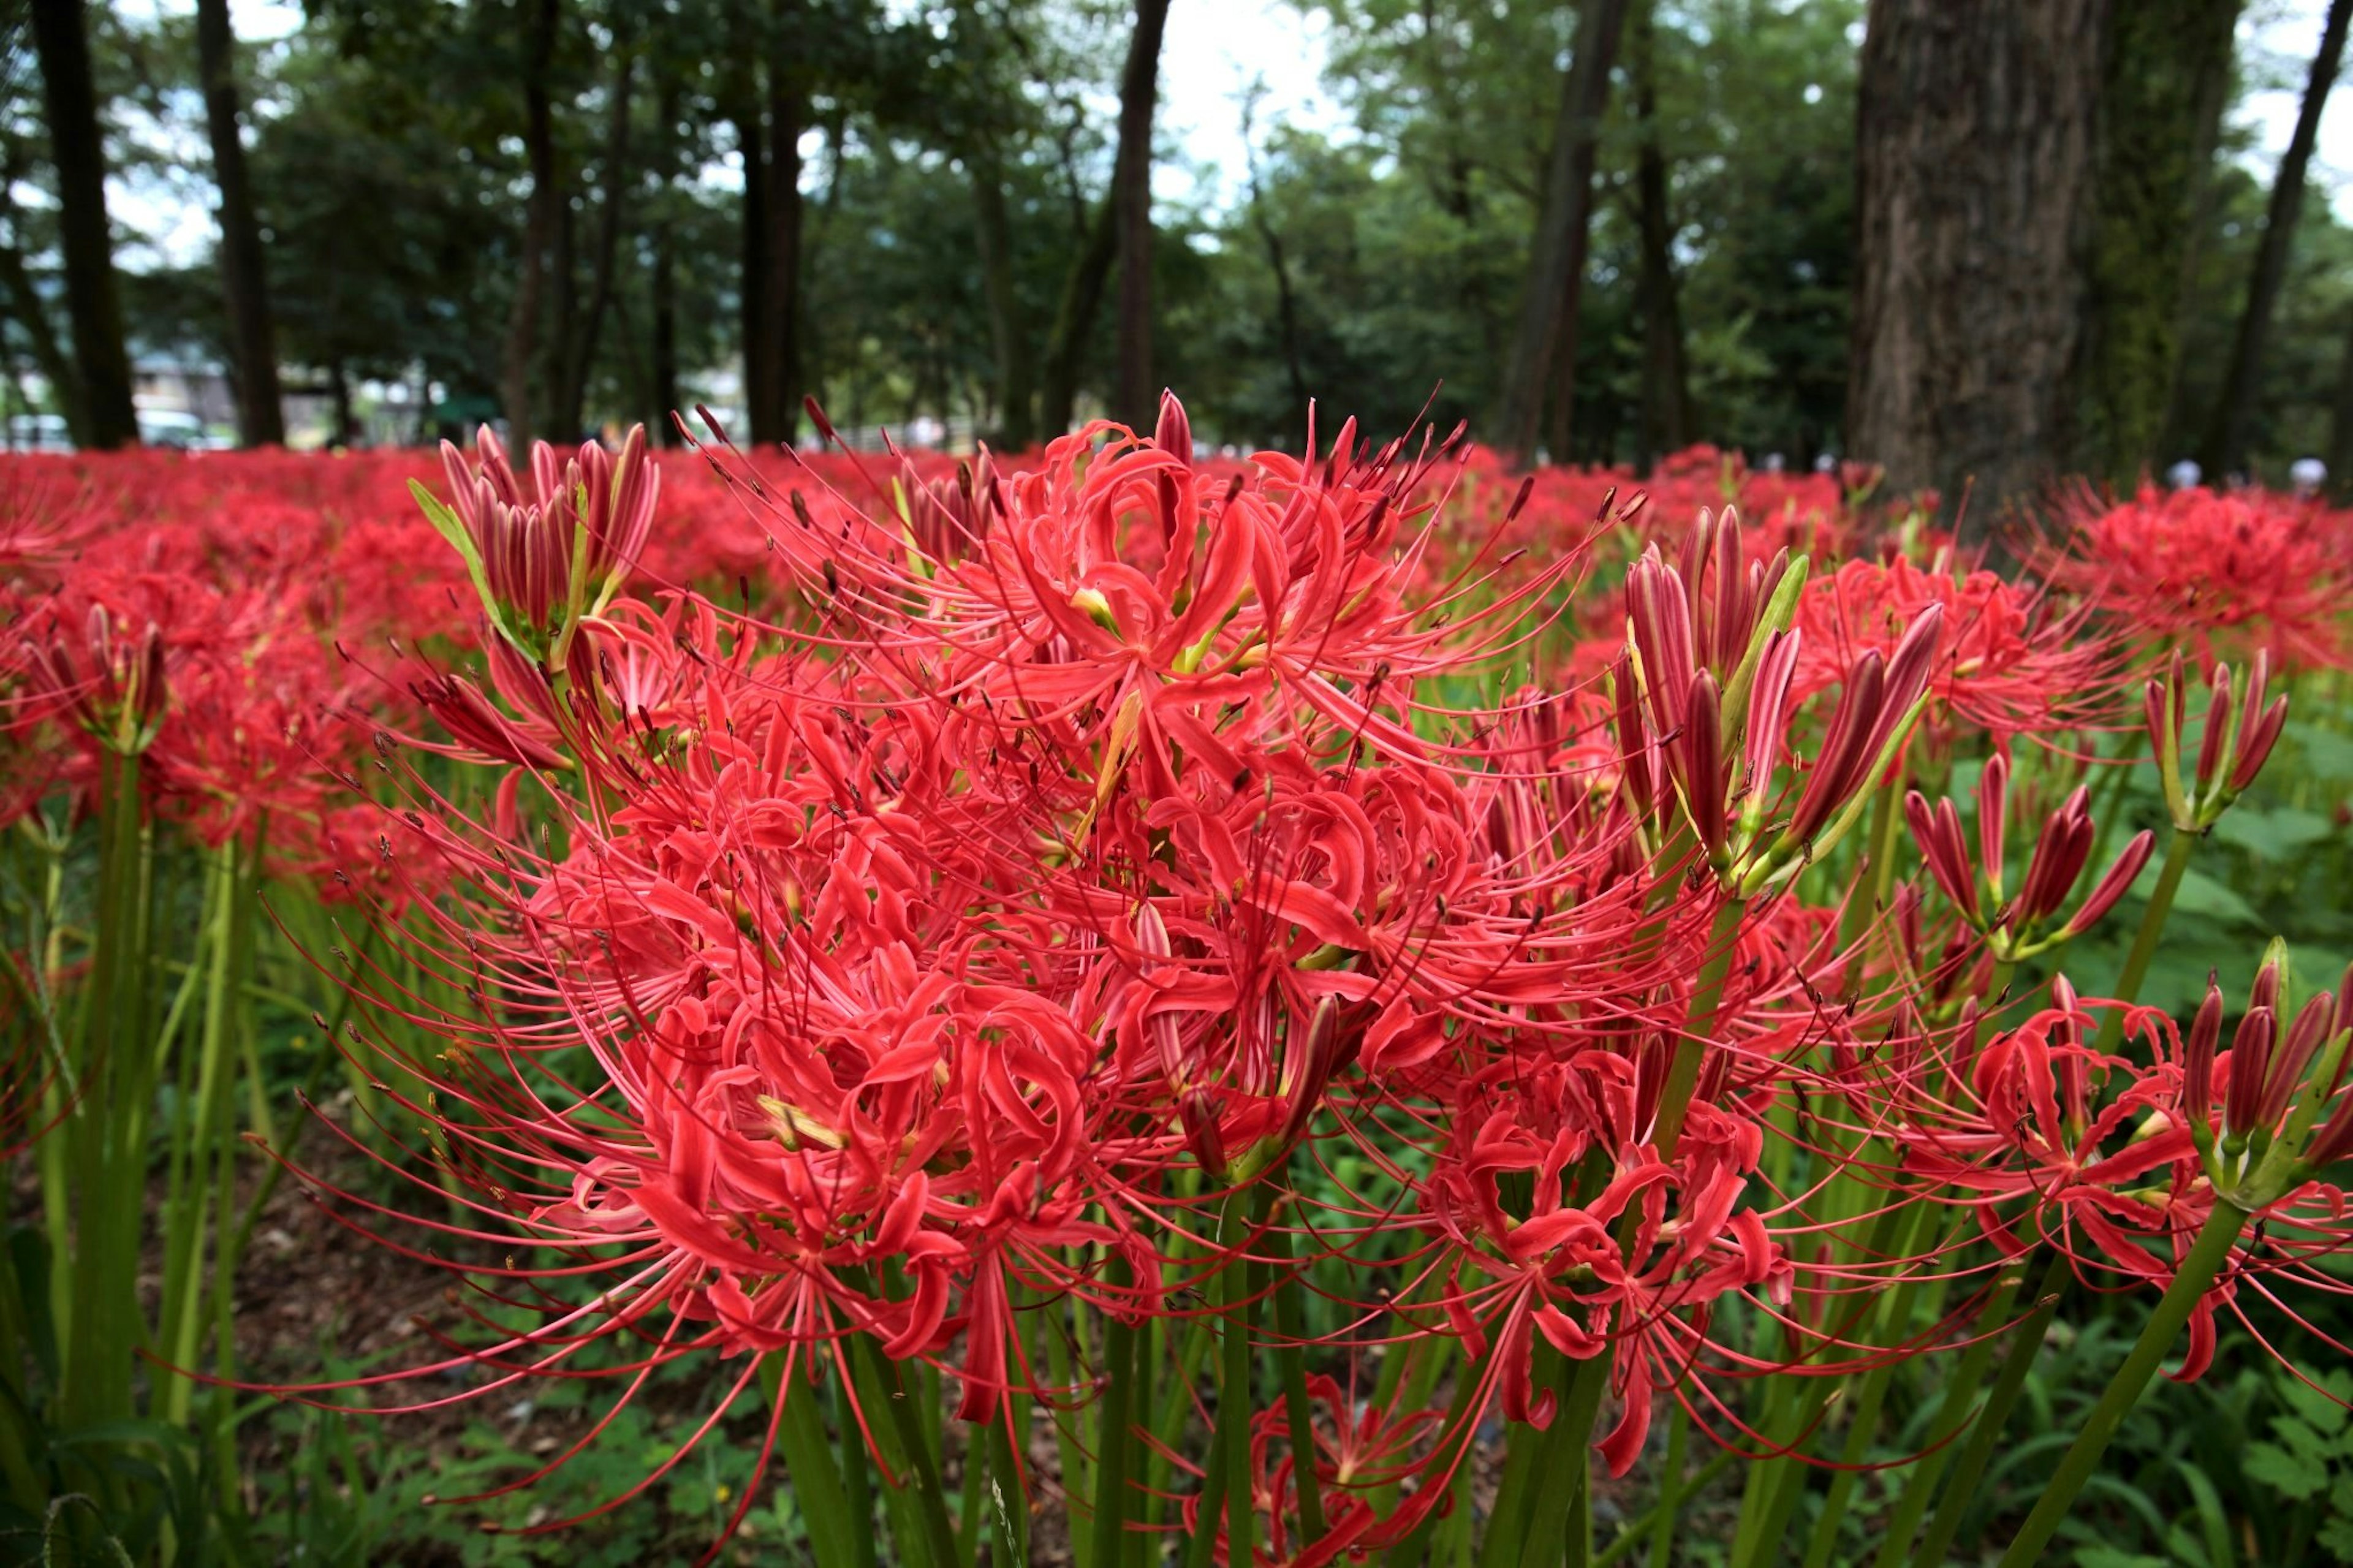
[2319,1513,2353,1564]
[2283,1370,2353,1438]
[2287,720,2353,782]
[2245,1438,2330,1500]
[407,479,515,647]
[2212,805,2334,861]
[2166,865,2263,926]
[2273,1414,2336,1464]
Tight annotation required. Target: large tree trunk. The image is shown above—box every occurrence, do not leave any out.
[499,0,562,453]
[0,139,81,425]
[2076,0,2240,481]
[1847,0,2107,534]
[1631,1,1691,472]
[1491,0,1632,464]
[194,0,283,446]
[31,0,137,450]
[2200,0,2352,479]
[554,40,635,442]
[1110,0,1173,432]
[969,143,1036,450]
[1038,199,1116,438]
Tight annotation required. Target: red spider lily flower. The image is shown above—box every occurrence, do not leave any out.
[423,423,658,665]
[2145,650,2289,832]
[18,604,168,754]
[1794,553,2129,738]
[1903,751,2153,958]
[2049,483,2351,670]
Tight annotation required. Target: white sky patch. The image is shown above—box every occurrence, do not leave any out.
[2235,0,2353,220]
[1151,0,1342,211]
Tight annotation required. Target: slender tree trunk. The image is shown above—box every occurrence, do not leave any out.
[1039,199,1116,438]
[2076,0,2240,480]
[1631,4,1691,473]
[500,0,561,452]
[650,82,680,442]
[2201,0,2352,479]
[742,0,808,447]
[555,40,635,442]
[31,0,137,449]
[327,360,356,448]
[1110,0,1173,431]
[1491,0,1632,464]
[0,229,80,427]
[2328,306,2353,498]
[1847,0,2107,535]
[969,143,1036,450]
[194,0,283,446]
[732,89,770,444]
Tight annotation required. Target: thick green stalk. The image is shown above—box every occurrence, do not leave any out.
[833,1376,877,1568]
[1873,1250,2066,1568]
[862,1338,966,1568]
[765,1354,862,1568]
[1648,1402,1690,1568]
[985,1416,1029,1568]
[1218,1187,1261,1568]
[1265,1213,1328,1543]
[2093,825,2196,1053]
[1995,1203,2249,1567]
[1910,1257,2072,1568]
[1841,774,1906,951]
[1088,1257,1136,1568]
[1037,1286,1093,1567]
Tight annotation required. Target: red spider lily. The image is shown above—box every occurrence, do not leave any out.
[2145,649,2290,832]
[1903,750,2154,958]
[2050,483,2352,670]
[1795,553,2128,738]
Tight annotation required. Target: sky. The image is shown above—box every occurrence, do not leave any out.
[91,0,2353,266]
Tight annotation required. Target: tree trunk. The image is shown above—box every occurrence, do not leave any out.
[970,143,1036,450]
[2328,305,2353,498]
[327,360,357,448]
[499,0,562,452]
[2076,0,2240,480]
[1491,0,1632,464]
[1847,0,2107,534]
[1039,197,1117,439]
[650,81,680,442]
[30,0,138,450]
[746,0,807,448]
[2200,0,2352,479]
[1631,5,1691,473]
[0,224,80,428]
[1110,0,1173,432]
[555,40,635,442]
[732,89,770,445]
[194,0,283,446]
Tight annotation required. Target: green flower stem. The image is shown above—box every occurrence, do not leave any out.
[2093,825,2197,1054]
[763,1352,862,1568]
[1995,1202,2249,1568]
[1218,1186,1264,1568]
[1379,1341,1493,1568]
[1265,1208,1328,1542]
[866,1338,966,1568]
[1909,1254,2073,1568]
[1088,1254,1137,1568]
[1872,1249,2066,1568]
[1648,1401,1689,1568]
[985,1415,1029,1568]
[1841,772,1906,952]
[1183,1421,1229,1568]
[835,1374,880,1568]
[1036,1286,1092,1566]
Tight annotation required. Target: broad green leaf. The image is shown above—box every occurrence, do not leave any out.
[2213,805,2335,861]
[2287,720,2353,782]
[2282,1369,2353,1437]
[2245,1437,2330,1500]
[2274,1413,2338,1464]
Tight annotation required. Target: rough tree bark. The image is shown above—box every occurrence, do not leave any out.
[499,0,563,453]
[969,142,1036,450]
[732,89,769,444]
[1847,0,2108,534]
[1110,0,1173,433]
[30,0,138,450]
[1244,115,1311,437]
[2328,305,2353,497]
[2076,0,2240,481]
[1491,0,1632,464]
[194,0,283,446]
[2200,0,2351,478]
[1630,0,1689,472]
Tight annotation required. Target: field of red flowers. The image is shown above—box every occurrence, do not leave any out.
[4,404,2353,1566]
